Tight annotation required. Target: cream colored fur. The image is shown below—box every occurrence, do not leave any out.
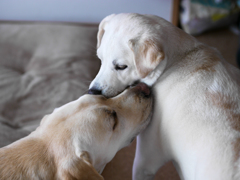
[89,13,240,180]
[0,84,152,180]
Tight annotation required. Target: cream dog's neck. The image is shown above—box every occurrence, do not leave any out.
[0,137,57,179]
[0,133,102,180]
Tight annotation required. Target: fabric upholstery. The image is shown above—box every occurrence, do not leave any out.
[0,21,180,180]
[0,22,100,145]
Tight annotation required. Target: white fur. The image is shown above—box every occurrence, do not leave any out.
[89,13,240,180]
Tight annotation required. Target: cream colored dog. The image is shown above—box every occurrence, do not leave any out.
[89,13,240,180]
[0,83,152,180]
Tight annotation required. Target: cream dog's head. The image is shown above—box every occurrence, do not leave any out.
[37,83,152,178]
[89,13,167,97]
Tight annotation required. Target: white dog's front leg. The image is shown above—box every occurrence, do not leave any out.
[133,137,157,180]
[133,119,167,180]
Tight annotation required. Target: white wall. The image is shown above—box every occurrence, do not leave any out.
[0,0,173,23]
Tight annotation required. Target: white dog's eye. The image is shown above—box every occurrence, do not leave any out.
[115,64,128,71]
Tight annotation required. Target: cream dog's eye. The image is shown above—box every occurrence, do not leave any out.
[112,111,118,130]
[115,64,128,71]
[104,109,118,130]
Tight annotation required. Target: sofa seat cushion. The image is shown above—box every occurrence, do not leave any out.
[0,21,180,180]
[0,22,100,146]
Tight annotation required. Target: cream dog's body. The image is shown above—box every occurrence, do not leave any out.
[0,83,152,180]
[89,13,240,180]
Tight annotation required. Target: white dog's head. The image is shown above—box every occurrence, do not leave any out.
[38,83,152,176]
[89,13,166,97]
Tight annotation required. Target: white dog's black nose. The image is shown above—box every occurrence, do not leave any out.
[88,88,102,95]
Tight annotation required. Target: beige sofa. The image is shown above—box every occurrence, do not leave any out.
[0,21,182,180]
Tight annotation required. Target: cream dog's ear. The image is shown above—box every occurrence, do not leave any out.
[97,14,115,48]
[61,151,104,180]
[129,37,164,78]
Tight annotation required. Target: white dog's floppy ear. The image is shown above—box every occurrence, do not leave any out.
[129,37,164,78]
[97,14,115,48]
[62,151,104,180]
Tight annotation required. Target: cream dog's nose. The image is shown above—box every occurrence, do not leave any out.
[132,83,151,97]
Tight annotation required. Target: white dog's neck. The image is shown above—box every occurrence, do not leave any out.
[141,59,167,86]
[142,28,199,87]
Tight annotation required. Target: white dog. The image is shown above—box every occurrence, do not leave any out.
[0,83,152,180]
[89,13,240,180]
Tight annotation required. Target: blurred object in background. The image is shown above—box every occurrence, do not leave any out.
[180,0,240,35]
[237,17,240,67]
[0,0,176,24]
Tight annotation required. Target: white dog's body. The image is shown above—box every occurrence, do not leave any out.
[89,13,240,180]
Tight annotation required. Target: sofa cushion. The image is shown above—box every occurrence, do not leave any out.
[0,21,180,180]
[0,22,100,146]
